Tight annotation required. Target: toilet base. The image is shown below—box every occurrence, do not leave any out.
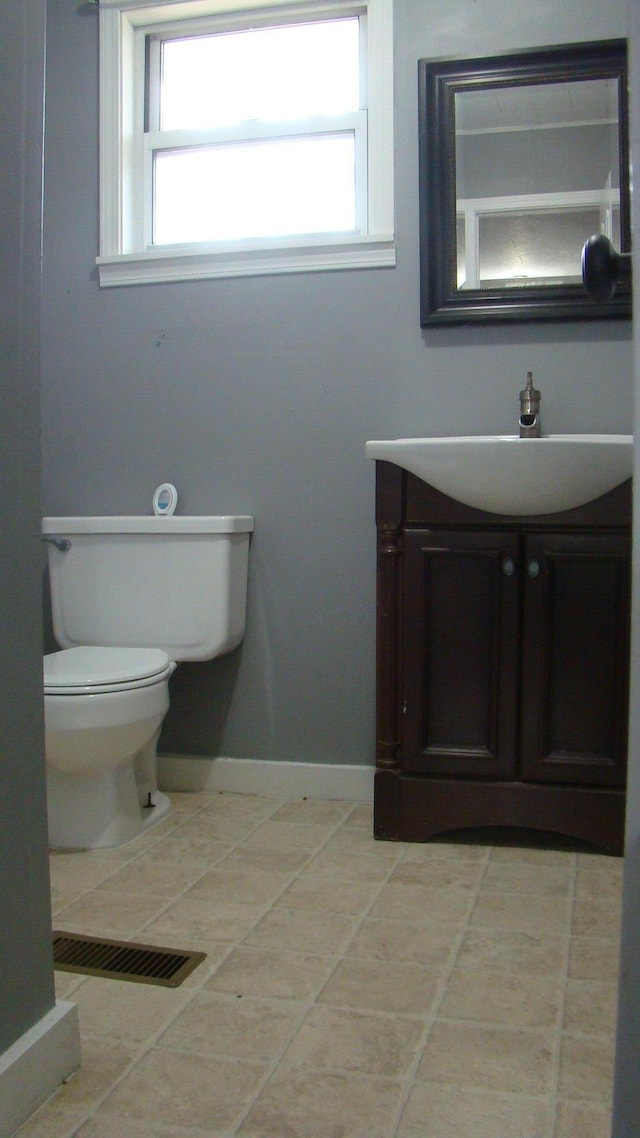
[46,762,171,850]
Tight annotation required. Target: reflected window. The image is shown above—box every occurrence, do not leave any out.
[477,209,600,287]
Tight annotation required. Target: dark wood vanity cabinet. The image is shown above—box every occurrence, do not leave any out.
[374,462,631,855]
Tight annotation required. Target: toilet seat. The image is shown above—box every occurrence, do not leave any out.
[44,646,173,695]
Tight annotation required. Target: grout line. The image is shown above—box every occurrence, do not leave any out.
[47,795,305,1134]
[544,848,579,1138]
[213,815,409,1134]
[386,843,493,1137]
[42,796,621,1138]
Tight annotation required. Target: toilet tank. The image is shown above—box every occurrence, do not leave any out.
[42,516,254,661]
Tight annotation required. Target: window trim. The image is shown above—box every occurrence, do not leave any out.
[97,0,395,287]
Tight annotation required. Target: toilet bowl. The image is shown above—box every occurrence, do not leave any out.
[44,646,174,848]
[42,514,254,849]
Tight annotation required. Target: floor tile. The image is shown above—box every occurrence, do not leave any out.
[49,851,132,895]
[557,1033,616,1101]
[239,819,335,852]
[166,790,221,815]
[237,1068,405,1138]
[438,966,562,1028]
[397,1082,551,1138]
[345,917,461,967]
[30,791,624,1138]
[94,856,208,897]
[54,970,86,1001]
[300,845,400,882]
[213,844,311,875]
[68,975,194,1045]
[318,958,443,1016]
[471,889,571,934]
[554,1098,613,1138]
[575,856,624,899]
[480,860,573,897]
[205,946,337,1001]
[323,827,407,858]
[283,1004,423,1076]
[562,979,619,1036]
[198,792,281,820]
[401,840,489,863]
[15,1107,88,1138]
[51,888,87,913]
[158,990,306,1061]
[344,803,374,828]
[54,890,168,938]
[75,1118,232,1138]
[147,830,233,863]
[273,874,381,915]
[98,1048,267,1131]
[243,907,357,955]
[369,882,475,922]
[489,844,578,867]
[167,812,263,845]
[568,936,620,981]
[269,799,353,824]
[140,895,264,943]
[454,926,567,977]
[47,1036,141,1111]
[183,866,291,906]
[416,1022,555,1096]
[387,859,484,890]
[571,894,622,940]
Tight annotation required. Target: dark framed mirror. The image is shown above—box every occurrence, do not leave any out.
[418,40,630,325]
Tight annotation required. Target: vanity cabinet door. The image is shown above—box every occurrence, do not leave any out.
[401,529,520,779]
[519,531,630,787]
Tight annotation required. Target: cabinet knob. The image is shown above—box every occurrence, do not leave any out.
[527,559,541,579]
[502,556,516,577]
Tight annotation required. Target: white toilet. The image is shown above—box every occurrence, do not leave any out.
[42,514,254,849]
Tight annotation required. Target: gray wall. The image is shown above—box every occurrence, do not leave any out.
[0,0,55,1055]
[459,124,619,197]
[42,0,634,766]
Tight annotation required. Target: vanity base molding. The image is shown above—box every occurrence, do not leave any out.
[374,770,626,856]
[373,462,631,857]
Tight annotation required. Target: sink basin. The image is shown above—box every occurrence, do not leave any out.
[365,435,633,515]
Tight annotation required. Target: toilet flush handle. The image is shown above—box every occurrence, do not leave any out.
[42,536,71,553]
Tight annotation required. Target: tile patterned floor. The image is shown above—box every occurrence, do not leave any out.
[18,792,623,1138]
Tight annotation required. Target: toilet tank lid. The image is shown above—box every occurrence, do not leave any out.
[43,515,254,534]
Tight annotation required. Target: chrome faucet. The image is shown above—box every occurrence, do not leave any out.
[519,371,541,438]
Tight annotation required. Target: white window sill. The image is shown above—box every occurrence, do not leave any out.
[97,233,396,287]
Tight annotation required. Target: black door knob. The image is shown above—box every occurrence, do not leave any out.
[581,234,632,302]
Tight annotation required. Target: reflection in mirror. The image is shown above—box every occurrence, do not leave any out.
[455,80,621,290]
[419,41,630,324]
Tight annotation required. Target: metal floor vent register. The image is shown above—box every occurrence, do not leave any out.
[53,931,206,988]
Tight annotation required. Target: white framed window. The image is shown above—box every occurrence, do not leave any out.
[97,0,395,287]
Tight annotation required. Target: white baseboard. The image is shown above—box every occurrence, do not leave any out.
[158,754,374,802]
[0,1000,80,1138]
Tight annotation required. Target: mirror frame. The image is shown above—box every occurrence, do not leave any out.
[418,40,630,326]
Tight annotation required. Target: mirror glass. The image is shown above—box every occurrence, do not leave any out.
[455,80,620,290]
[419,41,630,324]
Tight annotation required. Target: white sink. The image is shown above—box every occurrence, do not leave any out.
[365,435,633,516]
